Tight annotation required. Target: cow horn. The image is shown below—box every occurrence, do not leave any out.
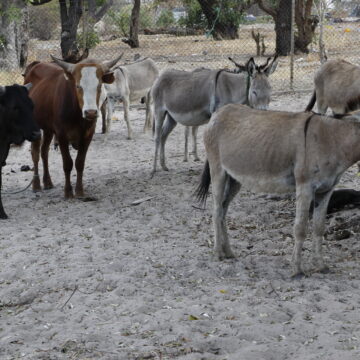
[101,53,124,72]
[50,55,75,74]
[0,86,5,96]
[24,83,32,91]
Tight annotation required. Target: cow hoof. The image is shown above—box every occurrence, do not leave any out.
[78,196,97,202]
[161,166,169,171]
[44,183,54,190]
[32,187,42,192]
[64,192,74,199]
[193,157,200,162]
[183,158,188,163]
[0,213,8,220]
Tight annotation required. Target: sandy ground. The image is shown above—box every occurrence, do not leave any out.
[1,93,360,360]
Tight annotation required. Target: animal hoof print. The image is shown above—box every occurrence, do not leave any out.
[318,265,330,274]
[291,271,307,280]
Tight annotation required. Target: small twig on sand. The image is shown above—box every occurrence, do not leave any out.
[61,285,78,309]
[191,205,206,211]
[269,281,281,299]
[243,250,257,258]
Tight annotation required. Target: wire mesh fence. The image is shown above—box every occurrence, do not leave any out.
[0,0,360,94]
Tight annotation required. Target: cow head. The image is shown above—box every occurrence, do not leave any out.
[50,54,123,120]
[0,83,41,145]
[246,56,278,110]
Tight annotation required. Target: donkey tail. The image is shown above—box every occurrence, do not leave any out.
[195,160,211,206]
[305,91,316,112]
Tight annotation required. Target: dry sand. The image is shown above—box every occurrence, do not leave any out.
[1,93,360,360]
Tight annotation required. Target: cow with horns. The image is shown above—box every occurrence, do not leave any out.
[24,54,123,198]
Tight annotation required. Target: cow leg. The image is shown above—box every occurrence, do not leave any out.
[0,165,7,219]
[31,136,42,192]
[144,91,152,132]
[58,138,74,198]
[152,109,166,176]
[183,126,189,162]
[191,126,200,161]
[101,98,108,134]
[123,98,133,140]
[312,189,334,273]
[292,184,313,278]
[41,130,54,190]
[74,135,93,198]
[160,114,177,171]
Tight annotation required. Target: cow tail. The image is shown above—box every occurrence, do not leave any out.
[305,91,316,112]
[195,160,211,207]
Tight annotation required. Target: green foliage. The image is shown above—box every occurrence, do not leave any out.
[156,9,175,28]
[3,5,22,23]
[0,34,6,50]
[178,0,206,29]
[108,5,154,37]
[77,30,100,50]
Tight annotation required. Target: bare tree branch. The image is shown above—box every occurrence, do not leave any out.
[256,0,277,18]
[28,0,53,5]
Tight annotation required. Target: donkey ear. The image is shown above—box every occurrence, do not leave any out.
[264,55,279,76]
[247,57,257,77]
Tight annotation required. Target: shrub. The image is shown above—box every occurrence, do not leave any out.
[156,9,175,28]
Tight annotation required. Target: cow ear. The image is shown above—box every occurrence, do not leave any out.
[247,57,256,77]
[0,86,5,97]
[264,55,279,76]
[102,72,115,84]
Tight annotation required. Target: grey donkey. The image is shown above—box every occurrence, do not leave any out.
[306,59,360,115]
[151,56,278,175]
[197,104,360,278]
[102,57,159,138]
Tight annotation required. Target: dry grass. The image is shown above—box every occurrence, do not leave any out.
[1,22,360,92]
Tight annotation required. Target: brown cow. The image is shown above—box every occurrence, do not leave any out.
[24,54,122,198]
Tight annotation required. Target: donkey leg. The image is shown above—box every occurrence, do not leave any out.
[210,163,231,260]
[220,174,241,258]
[183,126,189,162]
[160,114,177,171]
[191,126,200,161]
[312,190,334,273]
[292,185,313,277]
[152,109,166,176]
[31,136,42,192]
[41,130,54,190]
[144,92,152,132]
[123,98,133,140]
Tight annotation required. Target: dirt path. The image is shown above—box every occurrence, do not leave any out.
[1,94,360,360]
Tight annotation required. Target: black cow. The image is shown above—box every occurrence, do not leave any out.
[0,83,41,219]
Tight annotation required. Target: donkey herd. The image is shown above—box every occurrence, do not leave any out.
[2,52,360,278]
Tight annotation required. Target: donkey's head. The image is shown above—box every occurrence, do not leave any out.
[51,53,123,120]
[246,56,278,110]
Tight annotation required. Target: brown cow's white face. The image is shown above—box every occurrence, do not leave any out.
[76,66,102,120]
[50,54,122,121]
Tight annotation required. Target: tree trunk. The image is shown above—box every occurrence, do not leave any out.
[197,0,239,40]
[59,0,83,62]
[295,0,318,54]
[0,0,29,71]
[274,0,292,55]
[122,0,140,48]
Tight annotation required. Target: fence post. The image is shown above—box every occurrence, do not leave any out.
[290,0,295,90]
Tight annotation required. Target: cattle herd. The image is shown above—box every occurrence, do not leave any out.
[1,53,360,278]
